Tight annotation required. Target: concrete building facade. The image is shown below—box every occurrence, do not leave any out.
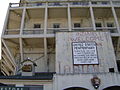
[0,0,120,90]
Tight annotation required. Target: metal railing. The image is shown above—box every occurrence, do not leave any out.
[96,27,118,33]
[72,27,93,31]
[112,1,120,6]
[4,29,20,35]
[10,3,25,7]
[26,3,46,7]
[47,28,68,34]
[23,29,44,34]
[48,2,68,7]
[70,1,89,6]
[91,1,110,6]
[10,3,45,7]
[9,1,120,8]
[4,27,119,35]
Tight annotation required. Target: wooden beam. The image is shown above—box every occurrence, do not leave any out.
[2,48,16,69]
[1,64,10,76]
[2,39,16,67]
[2,61,13,73]
[1,70,7,76]
[2,55,14,71]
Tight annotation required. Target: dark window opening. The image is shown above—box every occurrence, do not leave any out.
[73,2,79,5]
[107,23,115,33]
[109,68,115,72]
[53,23,60,28]
[92,2,97,4]
[107,23,114,27]
[117,61,120,72]
[95,23,102,27]
[102,1,108,5]
[54,2,60,6]
[37,3,42,6]
[74,23,81,28]
[34,24,41,28]
[64,87,88,90]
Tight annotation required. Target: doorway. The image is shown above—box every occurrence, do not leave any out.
[64,87,88,90]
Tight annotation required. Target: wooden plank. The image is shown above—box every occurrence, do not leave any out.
[2,55,14,71]
[2,39,16,67]
[2,48,16,69]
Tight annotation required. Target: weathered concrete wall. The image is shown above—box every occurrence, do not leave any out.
[95,18,115,27]
[25,19,44,29]
[23,18,116,29]
[48,18,68,28]
[53,73,120,90]
[72,18,92,27]
[56,31,118,74]
[15,47,55,73]
[8,10,22,29]
[23,48,55,72]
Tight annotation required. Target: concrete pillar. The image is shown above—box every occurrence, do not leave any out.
[110,0,120,33]
[89,1,96,31]
[44,3,48,72]
[68,3,72,31]
[44,38,48,72]
[20,8,26,35]
[19,38,23,62]
[44,3,48,35]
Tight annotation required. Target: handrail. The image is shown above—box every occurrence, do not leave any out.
[10,0,119,8]
[23,29,44,34]
[4,29,20,35]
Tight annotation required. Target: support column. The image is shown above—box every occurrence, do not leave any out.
[89,1,96,31]
[110,1,120,33]
[68,3,72,31]
[19,7,26,63]
[44,3,48,35]
[19,38,23,62]
[20,8,26,35]
[44,38,48,72]
[44,3,48,72]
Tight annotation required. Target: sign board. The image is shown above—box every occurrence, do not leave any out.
[22,64,32,72]
[72,42,98,64]
[0,87,29,90]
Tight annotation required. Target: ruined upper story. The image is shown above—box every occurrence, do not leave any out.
[1,0,120,76]
[1,0,120,37]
